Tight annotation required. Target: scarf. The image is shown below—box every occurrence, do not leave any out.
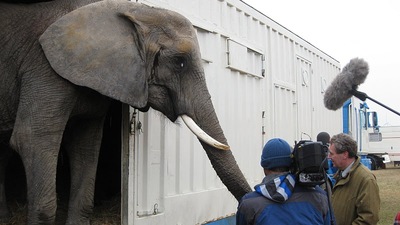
[254,172,296,203]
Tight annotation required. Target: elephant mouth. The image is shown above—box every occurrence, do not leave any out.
[180,115,229,150]
[137,104,150,112]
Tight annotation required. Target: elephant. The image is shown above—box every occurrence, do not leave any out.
[0,0,252,224]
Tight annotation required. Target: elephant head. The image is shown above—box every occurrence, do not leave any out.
[39,0,251,201]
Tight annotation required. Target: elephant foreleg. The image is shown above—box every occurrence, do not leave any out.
[63,118,105,225]
[11,127,61,225]
[9,72,76,224]
[10,120,62,224]
[23,151,59,225]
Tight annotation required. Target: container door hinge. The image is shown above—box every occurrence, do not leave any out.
[130,111,143,135]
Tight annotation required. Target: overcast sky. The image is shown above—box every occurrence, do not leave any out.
[243,0,400,126]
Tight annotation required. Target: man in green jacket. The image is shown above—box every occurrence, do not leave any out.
[328,133,380,225]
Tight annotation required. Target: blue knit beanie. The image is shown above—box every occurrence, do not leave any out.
[261,138,292,169]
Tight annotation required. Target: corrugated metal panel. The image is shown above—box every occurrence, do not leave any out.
[123,0,343,224]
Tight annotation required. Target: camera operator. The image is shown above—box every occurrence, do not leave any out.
[328,133,380,225]
[236,138,334,225]
[317,132,331,148]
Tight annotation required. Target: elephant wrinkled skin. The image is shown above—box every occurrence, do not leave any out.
[0,0,251,224]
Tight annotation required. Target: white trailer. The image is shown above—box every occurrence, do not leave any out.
[369,126,400,163]
[118,0,342,224]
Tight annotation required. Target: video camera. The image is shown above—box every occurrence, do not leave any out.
[291,140,329,186]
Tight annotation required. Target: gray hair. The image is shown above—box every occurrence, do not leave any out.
[330,133,358,158]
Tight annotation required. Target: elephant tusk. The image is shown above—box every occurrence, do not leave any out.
[181,115,230,150]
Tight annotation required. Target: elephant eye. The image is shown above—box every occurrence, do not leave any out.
[174,56,186,71]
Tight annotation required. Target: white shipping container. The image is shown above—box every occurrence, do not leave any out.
[120,0,343,224]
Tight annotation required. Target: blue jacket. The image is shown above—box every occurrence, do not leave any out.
[236,173,334,225]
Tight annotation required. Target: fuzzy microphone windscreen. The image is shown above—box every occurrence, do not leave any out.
[323,58,369,110]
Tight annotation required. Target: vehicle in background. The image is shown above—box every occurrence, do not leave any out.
[342,97,400,170]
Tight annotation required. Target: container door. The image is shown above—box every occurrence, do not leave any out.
[296,56,313,140]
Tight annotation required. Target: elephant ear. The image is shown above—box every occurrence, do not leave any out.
[39,1,148,108]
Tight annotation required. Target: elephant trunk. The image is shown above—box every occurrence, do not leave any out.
[188,97,252,201]
[201,140,252,201]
